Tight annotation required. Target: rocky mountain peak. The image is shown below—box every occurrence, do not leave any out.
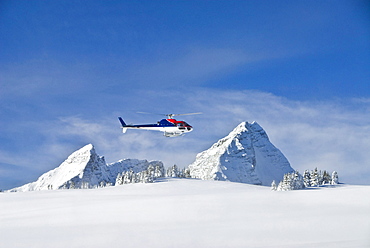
[9,144,163,192]
[188,121,294,186]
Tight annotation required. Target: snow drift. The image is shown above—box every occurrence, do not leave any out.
[188,121,294,185]
[10,144,164,192]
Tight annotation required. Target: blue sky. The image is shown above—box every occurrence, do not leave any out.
[1,0,369,189]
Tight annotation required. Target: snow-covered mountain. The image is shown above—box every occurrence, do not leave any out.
[10,144,164,192]
[188,121,294,186]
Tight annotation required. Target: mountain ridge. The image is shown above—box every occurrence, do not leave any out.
[9,144,164,192]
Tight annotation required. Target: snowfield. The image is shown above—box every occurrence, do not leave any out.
[1,179,369,248]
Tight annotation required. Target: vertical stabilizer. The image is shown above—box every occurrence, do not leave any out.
[118,117,128,133]
[118,117,126,127]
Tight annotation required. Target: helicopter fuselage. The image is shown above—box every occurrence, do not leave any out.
[118,117,193,137]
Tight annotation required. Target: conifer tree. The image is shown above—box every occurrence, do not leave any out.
[154,165,164,178]
[331,171,339,184]
[284,173,293,190]
[277,174,291,191]
[184,168,191,178]
[317,170,324,186]
[271,180,277,191]
[322,170,331,185]
[276,171,305,191]
[145,167,154,183]
[147,165,155,181]
[116,173,123,185]
[136,172,142,183]
[177,168,184,178]
[167,164,179,177]
[125,170,134,184]
[303,170,311,187]
[310,168,319,187]
[142,170,147,183]
[292,171,305,190]
[276,180,284,191]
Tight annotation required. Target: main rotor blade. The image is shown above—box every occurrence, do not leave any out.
[171,112,203,117]
[137,112,203,117]
[137,111,164,116]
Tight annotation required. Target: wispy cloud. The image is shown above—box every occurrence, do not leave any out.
[122,47,292,88]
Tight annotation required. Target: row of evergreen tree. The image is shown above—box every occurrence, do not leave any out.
[115,164,165,185]
[166,164,191,178]
[59,164,186,189]
[115,164,192,186]
[54,165,339,191]
[271,168,339,191]
[59,180,104,190]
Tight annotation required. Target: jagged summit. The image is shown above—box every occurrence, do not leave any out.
[188,121,294,186]
[10,144,164,192]
[55,144,106,184]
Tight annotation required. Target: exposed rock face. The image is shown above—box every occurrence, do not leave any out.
[10,144,164,192]
[188,122,294,186]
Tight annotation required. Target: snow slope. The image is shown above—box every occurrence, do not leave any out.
[189,122,294,185]
[1,179,369,248]
[10,144,163,192]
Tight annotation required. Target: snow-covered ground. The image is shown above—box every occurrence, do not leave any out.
[1,179,369,248]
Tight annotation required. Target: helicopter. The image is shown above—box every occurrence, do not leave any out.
[118,113,202,137]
